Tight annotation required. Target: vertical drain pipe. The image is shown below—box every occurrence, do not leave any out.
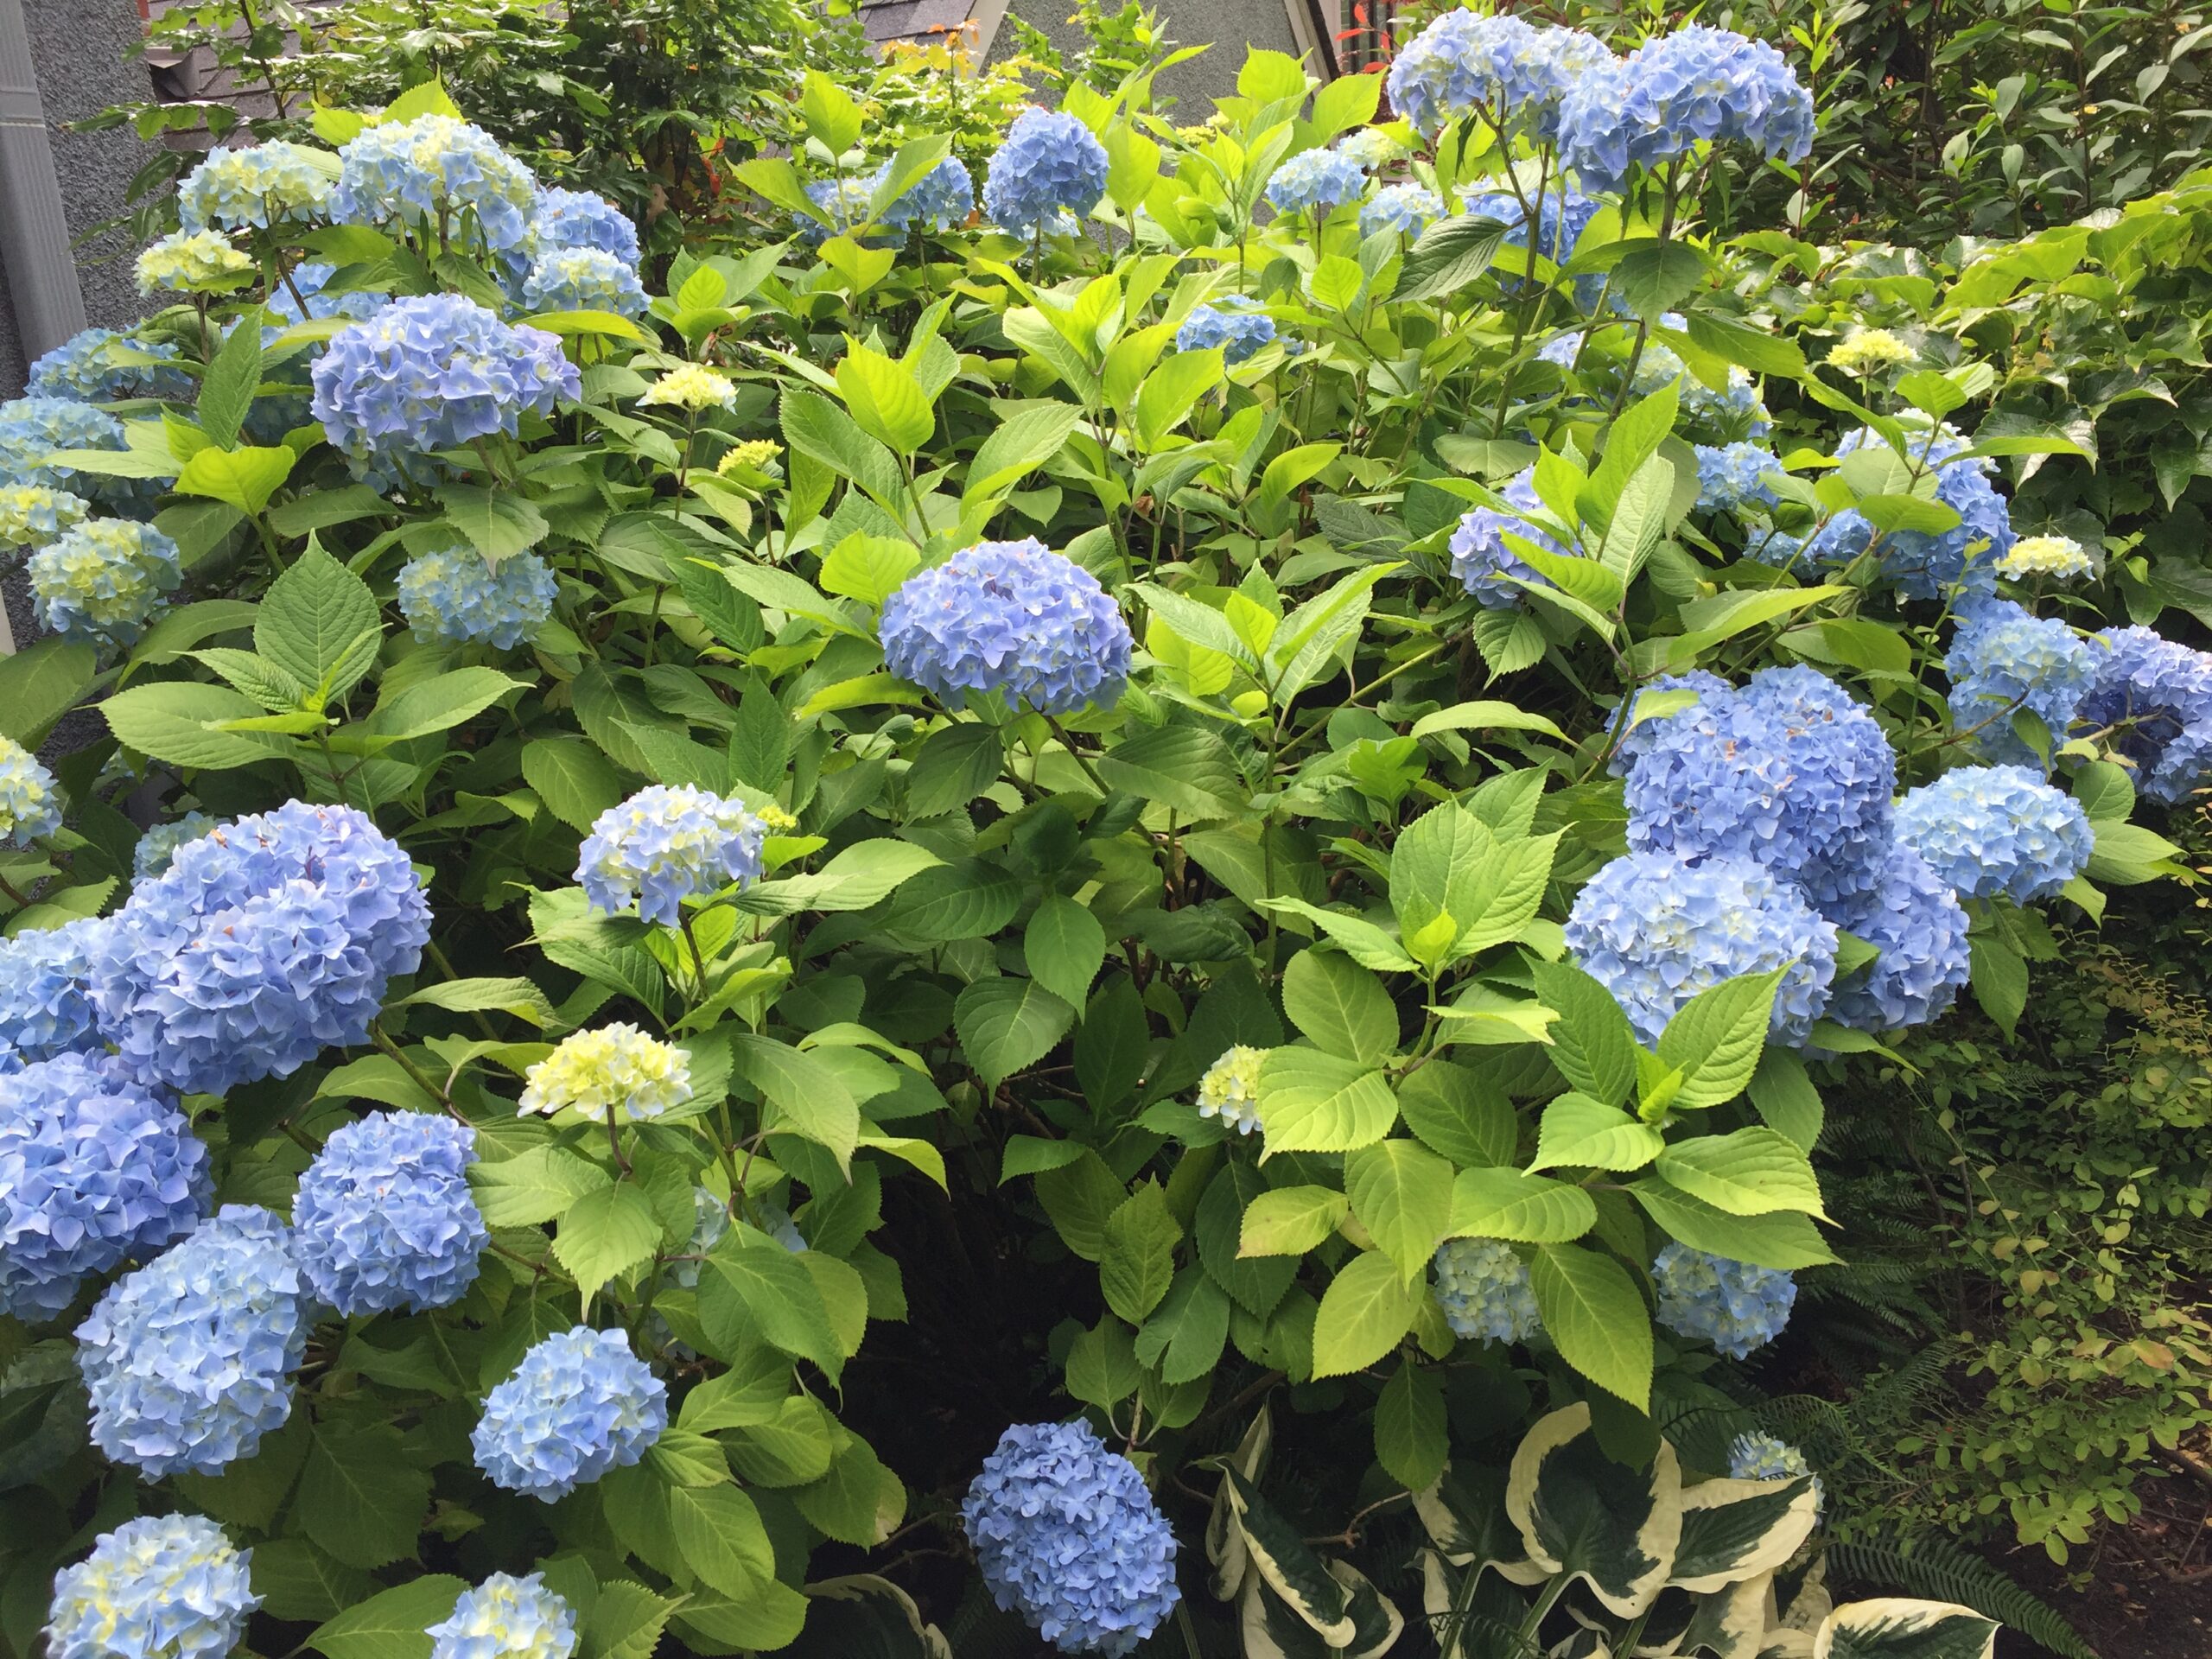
[0,0,86,361]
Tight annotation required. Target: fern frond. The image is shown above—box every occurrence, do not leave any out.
[1826,1539,2098,1659]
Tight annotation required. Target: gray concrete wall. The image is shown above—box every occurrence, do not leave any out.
[990,0,1319,117]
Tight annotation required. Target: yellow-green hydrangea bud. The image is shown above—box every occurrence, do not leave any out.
[1825,328,1914,376]
[1996,533,2093,581]
[1196,1045,1267,1136]
[135,231,256,296]
[518,1023,692,1124]
[717,439,782,475]
[640,363,736,412]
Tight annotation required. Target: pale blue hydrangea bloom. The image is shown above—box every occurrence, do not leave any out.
[1825,842,1970,1033]
[1432,1238,1540,1344]
[518,247,649,319]
[1806,429,2013,602]
[0,397,151,511]
[1652,1243,1796,1360]
[1608,669,1731,778]
[134,813,218,881]
[755,1199,807,1253]
[28,329,194,404]
[1944,599,2093,766]
[533,187,641,264]
[262,263,385,328]
[294,1111,486,1315]
[1195,1046,1265,1135]
[179,140,334,230]
[1566,852,1838,1047]
[473,1325,667,1500]
[1729,1431,1823,1519]
[1461,187,1602,296]
[1335,127,1404,168]
[428,1573,577,1659]
[983,108,1109,233]
[1560,26,1814,193]
[1894,766,2094,905]
[798,176,888,247]
[333,115,537,258]
[1174,303,1276,365]
[0,736,61,847]
[2076,625,2212,803]
[87,800,431,1096]
[518,1024,692,1125]
[962,1420,1180,1657]
[1695,442,1781,512]
[881,537,1134,715]
[397,545,558,649]
[48,1514,258,1659]
[76,1205,307,1477]
[0,918,106,1061]
[1358,181,1445,238]
[1448,468,1565,609]
[1633,332,1771,442]
[0,484,92,548]
[1265,148,1367,219]
[577,785,766,926]
[1385,11,1613,141]
[0,1052,210,1320]
[310,295,578,490]
[29,520,183,647]
[876,156,976,234]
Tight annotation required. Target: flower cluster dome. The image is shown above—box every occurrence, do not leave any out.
[1694,442,1781,513]
[1944,599,2094,766]
[1651,1243,1796,1360]
[1559,26,1814,193]
[179,140,334,230]
[1461,187,1602,295]
[472,1325,667,1500]
[133,813,218,881]
[0,397,145,509]
[1728,1431,1824,1518]
[263,263,385,328]
[880,538,1134,715]
[983,108,1109,234]
[0,917,105,1061]
[1386,11,1612,141]
[532,187,641,263]
[333,115,538,258]
[427,1573,577,1659]
[577,785,766,925]
[2075,625,2212,803]
[1359,181,1445,238]
[1807,429,2015,601]
[0,736,61,847]
[1894,766,2094,904]
[294,1110,486,1314]
[518,247,649,319]
[397,544,559,649]
[1432,1238,1541,1344]
[1195,1046,1266,1135]
[876,156,976,234]
[1448,468,1565,609]
[29,520,182,647]
[518,1024,693,1125]
[1824,842,1971,1033]
[136,232,254,296]
[1826,329,1915,376]
[1997,533,2093,582]
[798,176,888,246]
[1607,669,1732,778]
[1174,303,1277,365]
[48,1514,259,1659]
[28,328,194,404]
[0,484,92,548]
[1265,148,1368,218]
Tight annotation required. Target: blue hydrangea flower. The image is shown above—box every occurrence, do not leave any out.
[1625,666,1896,917]
[1174,303,1276,365]
[1448,467,1565,609]
[294,1111,485,1315]
[87,800,431,1096]
[1196,1046,1265,1135]
[876,156,976,234]
[962,1420,1180,1657]
[0,1052,209,1320]
[0,736,61,847]
[577,785,766,927]
[397,544,558,648]
[48,1514,258,1659]
[1806,429,2013,602]
[428,1573,577,1659]
[1565,852,1838,1047]
[0,918,106,1061]
[1825,842,1970,1033]
[1943,599,2093,766]
[1432,1238,1540,1344]
[518,247,649,319]
[1461,186,1602,296]
[1608,669,1732,778]
[1695,442,1781,512]
[1633,326,1771,442]
[179,140,334,230]
[881,537,1134,715]
[755,1199,807,1253]
[76,1205,307,1478]
[798,176,889,247]
[333,115,537,259]
[1266,148,1368,219]
[134,813,217,882]
[29,520,183,647]
[473,1325,667,1501]
[1729,1431,1823,1519]
[310,295,578,490]
[1894,766,2094,905]
[1747,529,1807,570]
[263,263,385,328]
[1652,1243,1796,1360]
[2076,626,2212,804]
[1559,26,1814,194]
[28,329,194,404]
[0,484,92,548]
[0,397,151,511]
[1359,181,1444,238]
[984,108,1109,234]
[518,1024,692,1126]
[533,187,641,264]
[1386,11,1613,141]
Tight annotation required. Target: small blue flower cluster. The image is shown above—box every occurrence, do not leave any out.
[1895,766,2094,905]
[1695,442,1781,512]
[1174,302,1277,365]
[577,785,766,927]
[1633,327,1772,442]
[1945,599,2094,766]
[1462,187,1601,296]
[798,176,889,247]
[1728,1430,1824,1520]
[877,156,976,235]
[984,108,1109,234]
[473,1325,667,1500]
[1265,147,1368,219]
[0,397,149,511]
[962,1420,1180,1657]
[1652,1243,1796,1360]
[28,328,194,404]
[2077,625,2212,802]
[0,736,61,847]
[1432,1238,1540,1344]
[1447,468,1565,609]
[1560,26,1814,194]
[1359,181,1445,238]
[179,140,334,230]
[76,1205,307,1477]
[48,1514,259,1659]
[0,1052,209,1320]
[134,812,217,881]
[294,1111,486,1315]
[1808,429,2014,601]
[881,537,1134,715]
[0,484,92,548]
[532,187,641,264]
[1565,851,1837,1046]
[519,247,649,319]
[397,544,559,649]
[1608,669,1730,778]
[264,263,385,328]
[1824,842,1970,1033]
[333,115,538,258]
[89,800,431,1096]
[311,295,578,489]
[29,519,183,647]
[428,1573,577,1659]
[1385,11,1613,141]
[0,918,104,1060]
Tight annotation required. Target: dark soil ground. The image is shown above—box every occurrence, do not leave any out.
[1987,1503,2212,1659]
